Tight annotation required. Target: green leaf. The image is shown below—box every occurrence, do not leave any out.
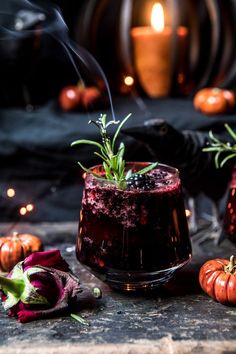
[71,113,160,188]
[112,113,132,150]
[203,124,236,169]
[214,151,221,169]
[77,162,101,178]
[117,142,125,157]
[71,313,90,326]
[136,162,158,175]
[103,162,113,180]
[117,143,125,168]
[78,162,116,184]
[101,114,107,128]
[209,130,221,144]
[225,124,236,141]
[118,159,125,175]
[0,263,25,310]
[125,169,133,180]
[220,153,236,168]
[3,291,21,311]
[202,146,223,152]
[100,146,109,159]
[94,151,107,162]
[92,287,102,299]
[0,278,25,310]
[1,264,49,310]
[110,155,117,170]
[71,139,103,150]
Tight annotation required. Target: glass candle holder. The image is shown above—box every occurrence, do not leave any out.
[76,162,192,291]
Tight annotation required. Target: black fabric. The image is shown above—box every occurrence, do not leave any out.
[1,96,236,222]
[122,119,234,201]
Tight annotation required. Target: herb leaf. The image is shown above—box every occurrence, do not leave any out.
[203,124,236,168]
[71,139,103,150]
[77,162,101,178]
[112,113,132,151]
[136,162,158,175]
[70,313,90,326]
[220,153,236,168]
[71,113,158,188]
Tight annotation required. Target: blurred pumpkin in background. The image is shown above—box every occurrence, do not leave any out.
[0,232,43,272]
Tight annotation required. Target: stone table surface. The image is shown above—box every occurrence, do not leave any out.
[0,222,236,354]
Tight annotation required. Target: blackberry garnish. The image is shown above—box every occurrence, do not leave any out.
[126,174,156,191]
[153,170,168,180]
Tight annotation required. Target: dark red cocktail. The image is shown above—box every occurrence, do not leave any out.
[76,162,192,290]
[223,167,236,242]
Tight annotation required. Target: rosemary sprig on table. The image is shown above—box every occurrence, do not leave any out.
[71,113,158,188]
[203,123,236,168]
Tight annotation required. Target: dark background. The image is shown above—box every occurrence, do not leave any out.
[0,0,236,223]
[1,0,236,107]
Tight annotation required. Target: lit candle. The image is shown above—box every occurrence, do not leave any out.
[130,3,188,97]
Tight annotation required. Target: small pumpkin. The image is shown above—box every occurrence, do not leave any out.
[59,84,102,112]
[0,232,44,273]
[193,88,236,115]
[199,255,236,305]
[58,85,81,112]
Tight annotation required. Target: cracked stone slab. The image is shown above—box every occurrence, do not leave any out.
[0,222,236,353]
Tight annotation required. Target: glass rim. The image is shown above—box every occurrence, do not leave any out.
[84,162,180,182]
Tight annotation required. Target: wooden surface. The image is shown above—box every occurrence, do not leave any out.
[0,222,236,354]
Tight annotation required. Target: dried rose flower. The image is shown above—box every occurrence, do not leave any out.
[0,249,84,323]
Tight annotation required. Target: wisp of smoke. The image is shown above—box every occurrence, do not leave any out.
[0,0,116,119]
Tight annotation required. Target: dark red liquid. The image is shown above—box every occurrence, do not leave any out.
[223,166,236,243]
[223,187,236,242]
[76,165,191,283]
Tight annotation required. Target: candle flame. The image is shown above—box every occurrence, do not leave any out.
[151,3,164,32]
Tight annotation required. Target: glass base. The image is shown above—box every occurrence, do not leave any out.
[82,258,191,291]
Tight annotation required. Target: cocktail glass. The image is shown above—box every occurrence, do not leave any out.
[76,162,192,291]
[223,167,236,243]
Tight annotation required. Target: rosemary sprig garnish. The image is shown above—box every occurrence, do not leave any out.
[70,313,90,326]
[71,113,158,188]
[203,123,236,168]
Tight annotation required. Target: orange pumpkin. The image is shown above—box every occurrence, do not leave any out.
[199,255,236,305]
[59,85,102,112]
[193,88,236,115]
[0,232,44,272]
